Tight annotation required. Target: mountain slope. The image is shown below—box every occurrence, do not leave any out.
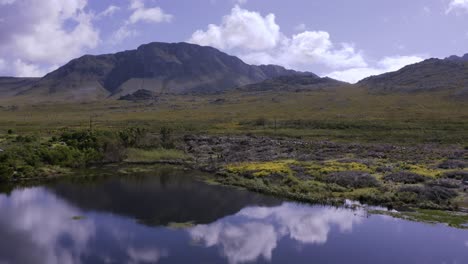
[237,74,348,92]
[16,42,309,100]
[358,56,468,99]
[0,77,40,97]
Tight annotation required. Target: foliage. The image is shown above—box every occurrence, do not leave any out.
[125,148,188,163]
[226,160,294,177]
[160,126,174,149]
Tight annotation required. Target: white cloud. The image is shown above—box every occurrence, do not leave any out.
[128,5,173,24]
[13,59,47,77]
[111,26,138,45]
[0,0,99,76]
[128,0,173,24]
[327,55,425,83]
[282,31,366,69]
[294,23,307,32]
[97,5,121,19]
[190,6,280,51]
[110,0,173,44]
[189,6,366,72]
[446,0,468,13]
[189,6,423,83]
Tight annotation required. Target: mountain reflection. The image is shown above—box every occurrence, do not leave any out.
[189,202,365,264]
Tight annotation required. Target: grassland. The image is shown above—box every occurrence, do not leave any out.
[0,87,467,144]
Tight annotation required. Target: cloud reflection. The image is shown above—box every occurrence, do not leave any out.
[0,187,167,264]
[189,202,364,264]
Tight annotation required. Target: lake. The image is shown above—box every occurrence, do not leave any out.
[0,165,467,264]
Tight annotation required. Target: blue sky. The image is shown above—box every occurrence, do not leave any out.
[1,0,468,82]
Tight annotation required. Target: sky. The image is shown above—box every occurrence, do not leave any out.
[0,0,468,83]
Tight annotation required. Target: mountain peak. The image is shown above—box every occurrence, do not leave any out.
[445,53,468,62]
[12,41,313,100]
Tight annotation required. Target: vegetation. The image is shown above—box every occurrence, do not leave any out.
[0,89,467,227]
[125,148,188,163]
[1,88,467,144]
[209,156,468,211]
[370,209,468,229]
[0,127,179,182]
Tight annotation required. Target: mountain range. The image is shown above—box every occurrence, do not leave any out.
[5,42,311,101]
[358,55,468,99]
[1,42,468,101]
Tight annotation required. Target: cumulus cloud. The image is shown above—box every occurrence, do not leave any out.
[189,6,423,82]
[327,55,425,83]
[110,0,173,44]
[128,0,173,24]
[189,6,365,72]
[446,0,468,13]
[190,6,280,51]
[0,0,99,76]
[13,60,48,77]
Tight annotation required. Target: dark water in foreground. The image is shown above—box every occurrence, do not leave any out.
[0,166,467,264]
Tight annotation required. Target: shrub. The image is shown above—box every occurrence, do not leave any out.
[160,127,174,149]
[383,172,427,184]
[41,145,85,168]
[325,171,380,188]
[0,164,14,182]
[438,160,466,169]
[398,185,458,204]
[442,171,468,180]
[119,127,147,148]
[60,131,99,150]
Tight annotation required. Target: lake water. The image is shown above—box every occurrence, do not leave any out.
[0,166,467,264]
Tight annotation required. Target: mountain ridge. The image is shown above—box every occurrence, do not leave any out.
[11,42,315,101]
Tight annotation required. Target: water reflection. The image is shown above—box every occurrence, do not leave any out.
[190,203,364,264]
[0,171,467,264]
[0,188,94,264]
[0,187,169,264]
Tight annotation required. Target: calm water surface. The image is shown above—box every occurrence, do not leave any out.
[0,166,467,264]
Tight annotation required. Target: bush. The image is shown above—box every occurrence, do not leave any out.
[442,171,468,180]
[438,160,466,169]
[41,145,85,168]
[119,127,147,148]
[0,164,14,182]
[60,131,99,150]
[325,171,380,188]
[160,127,175,149]
[398,185,457,204]
[383,172,427,184]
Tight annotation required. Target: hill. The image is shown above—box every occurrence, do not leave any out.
[358,56,468,99]
[10,42,309,101]
[237,74,348,92]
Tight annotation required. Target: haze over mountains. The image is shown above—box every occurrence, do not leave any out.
[0,41,468,101]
